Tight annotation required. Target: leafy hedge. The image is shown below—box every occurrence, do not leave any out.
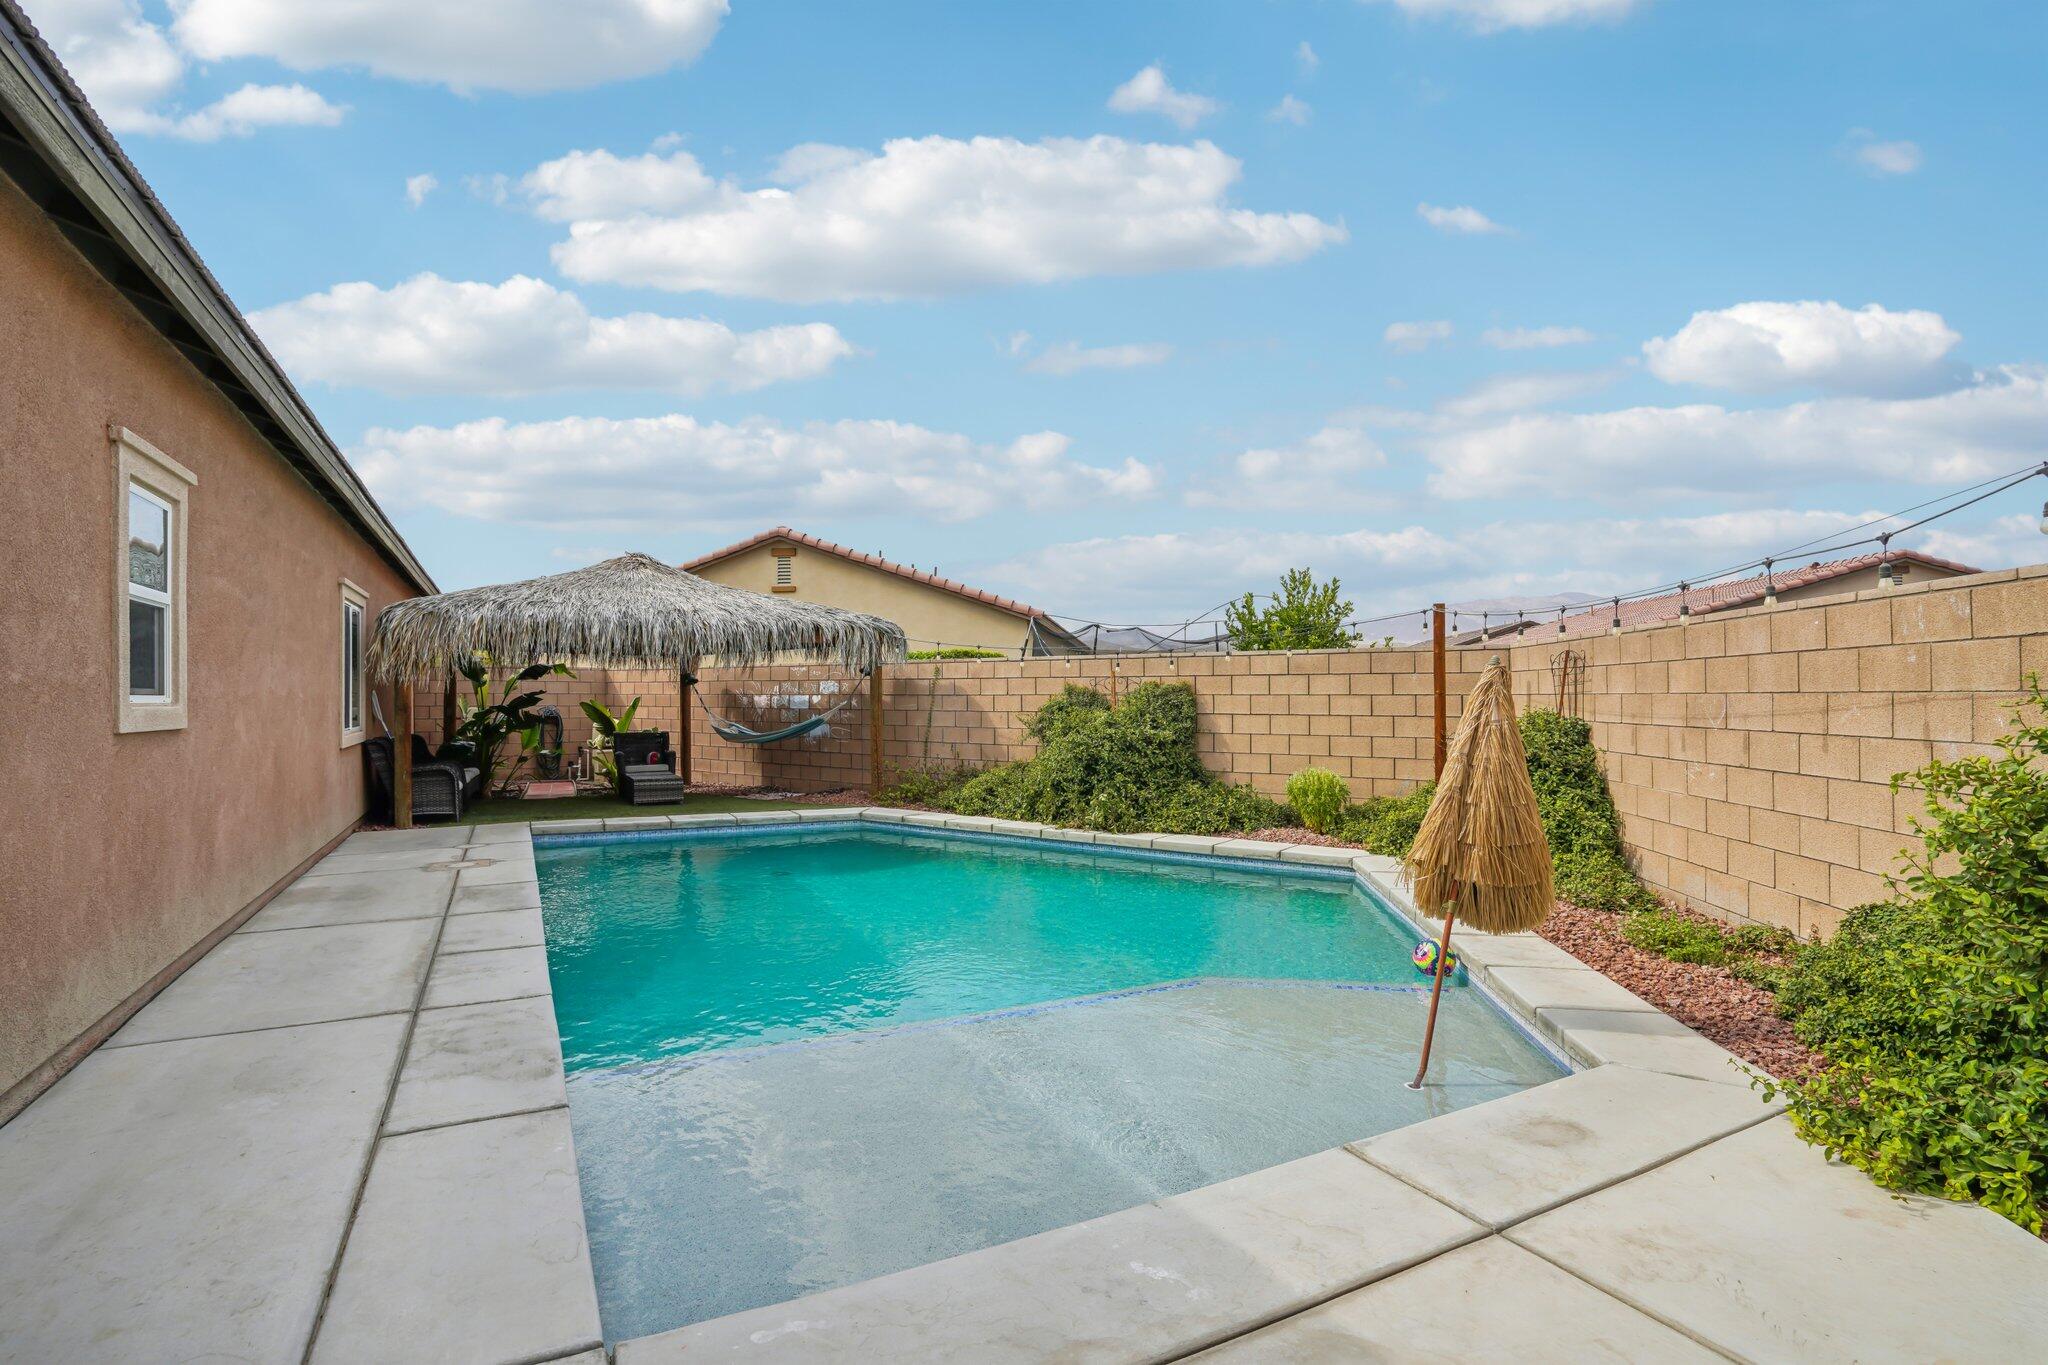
[1764,679,2048,1234]
[906,647,1008,659]
[1519,710,1662,913]
[1334,785,1434,857]
[886,682,1290,835]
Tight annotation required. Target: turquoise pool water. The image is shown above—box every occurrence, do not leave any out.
[537,825,1565,1341]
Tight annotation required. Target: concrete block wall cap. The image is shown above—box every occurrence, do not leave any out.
[1351,1065,1783,1229]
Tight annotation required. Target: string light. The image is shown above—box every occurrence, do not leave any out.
[1678,581,1690,618]
[1762,557,1776,605]
[1877,532,1896,589]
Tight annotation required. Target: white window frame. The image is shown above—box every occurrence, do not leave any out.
[112,426,195,733]
[341,578,368,748]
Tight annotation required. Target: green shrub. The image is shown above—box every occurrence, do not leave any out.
[876,765,975,808]
[1765,678,2048,1234]
[905,647,1008,660]
[1620,909,1790,967]
[1287,767,1349,834]
[945,681,1287,834]
[1335,785,1435,858]
[1519,710,1660,913]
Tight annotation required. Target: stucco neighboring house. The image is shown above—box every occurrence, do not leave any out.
[0,3,436,1120]
[684,526,1082,655]
[1464,549,1982,644]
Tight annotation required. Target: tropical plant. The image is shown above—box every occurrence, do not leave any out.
[448,652,573,794]
[1224,569,1355,651]
[578,696,642,789]
[1287,767,1349,834]
[1763,677,2048,1233]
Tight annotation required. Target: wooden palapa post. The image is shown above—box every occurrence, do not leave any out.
[1432,602,1447,779]
[867,664,887,793]
[393,680,413,829]
[677,663,694,785]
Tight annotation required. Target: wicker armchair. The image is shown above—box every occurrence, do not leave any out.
[365,737,466,823]
[614,730,686,806]
[413,734,483,801]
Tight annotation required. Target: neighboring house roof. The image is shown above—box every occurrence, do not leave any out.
[685,526,1053,622]
[1504,549,1981,642]
[0,0,435,594]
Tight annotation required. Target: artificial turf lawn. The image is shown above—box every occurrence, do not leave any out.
[456,792,831,825]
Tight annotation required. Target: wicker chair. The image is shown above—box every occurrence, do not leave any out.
[413,734,484,802]
[614,729,686,806]
[365,737,466,823]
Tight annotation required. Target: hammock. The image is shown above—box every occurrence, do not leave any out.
[693,671,869,745]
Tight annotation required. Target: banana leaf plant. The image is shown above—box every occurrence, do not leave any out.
[448,652,575,795]
[578,696,641,791]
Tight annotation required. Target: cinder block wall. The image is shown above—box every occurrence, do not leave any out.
[408,563,2044,937]
[1502,564,2045,938]
[682,647,1487,800]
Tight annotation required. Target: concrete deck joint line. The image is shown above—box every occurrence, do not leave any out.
[297,853,464,1363]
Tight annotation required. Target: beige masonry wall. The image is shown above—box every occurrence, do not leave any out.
[415,563,2044,939]
[1503,564,2046,939]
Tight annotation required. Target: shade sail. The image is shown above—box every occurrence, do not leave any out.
[367,552,907,681]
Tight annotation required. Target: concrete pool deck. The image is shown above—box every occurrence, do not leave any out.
[3,808,2045,1361]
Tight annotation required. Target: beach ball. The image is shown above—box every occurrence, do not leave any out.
[1412,939,1460,977]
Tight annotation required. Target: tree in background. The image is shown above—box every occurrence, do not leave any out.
[1225,568,1354,650]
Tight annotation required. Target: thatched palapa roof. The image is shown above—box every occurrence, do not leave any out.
[368,552,907,681]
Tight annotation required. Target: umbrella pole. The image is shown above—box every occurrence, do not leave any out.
[1406,900,1457,1090]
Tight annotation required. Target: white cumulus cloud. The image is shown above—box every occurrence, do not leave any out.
[168,0,728,93]
[1418,202,1511,235]
[404,173,438,208]
[1423,365,2048,500]
[1107,64,1222,130]
[1187,422,1390,511]
[30,0,344,139]
[1643,300,1962,395]
[353,416,1160,529]
[250,274,855,397]
[1384,320,1454,352]
[533,134,1346,302]
[1482,325,1595,350]
[1363,0,1642,33]
[1022,341,1174,376]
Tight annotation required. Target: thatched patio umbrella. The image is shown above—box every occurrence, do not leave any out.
[367,552,907,824]
[1404,655,1554,1088]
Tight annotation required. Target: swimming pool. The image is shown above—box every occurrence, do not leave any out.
[536,822,1565,1341]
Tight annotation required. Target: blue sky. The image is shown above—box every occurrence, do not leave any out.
[32,0,2048,636]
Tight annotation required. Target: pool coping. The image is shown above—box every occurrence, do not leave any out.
[511,807,1773,1359]
[17,810,2041,1361]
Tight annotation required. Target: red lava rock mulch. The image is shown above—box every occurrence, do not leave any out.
[1537,902,1821,1080]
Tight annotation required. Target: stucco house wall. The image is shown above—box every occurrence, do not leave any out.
[691,540,1034,654]
[0,173,421,1115]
